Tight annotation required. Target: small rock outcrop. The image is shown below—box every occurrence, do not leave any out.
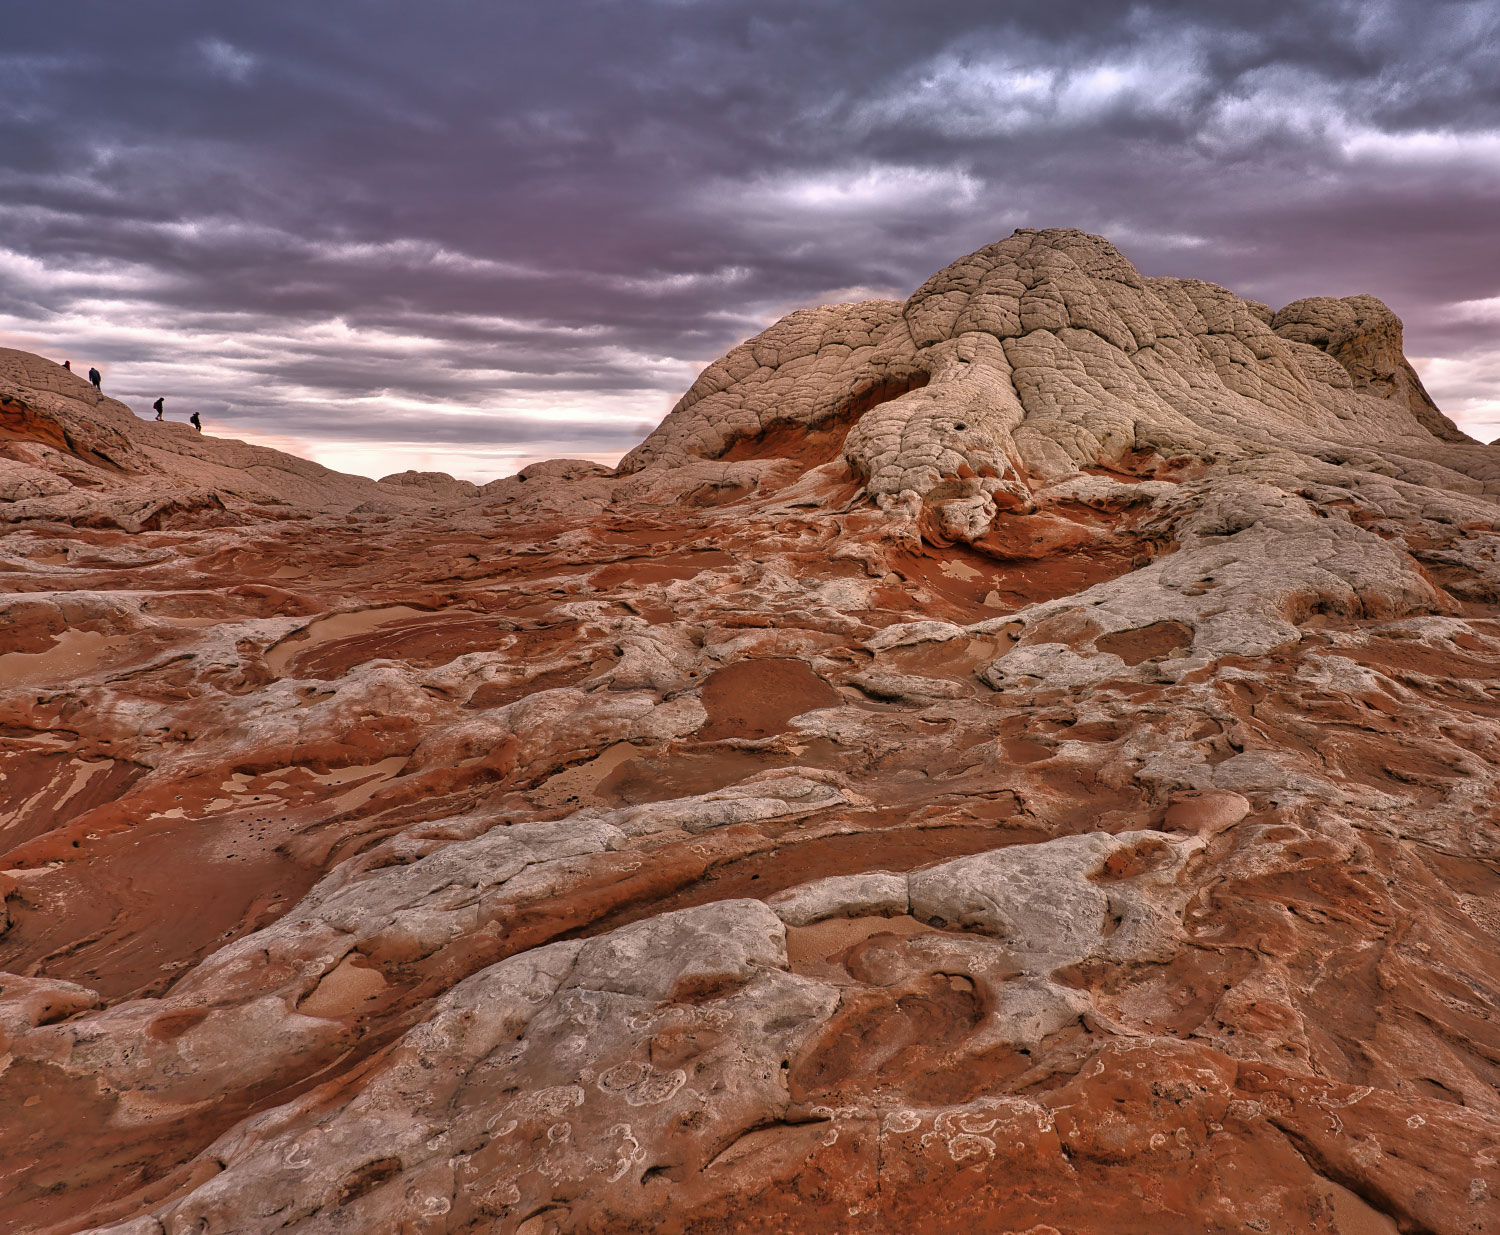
[379,470,482,500]
[2,229,1499,1235]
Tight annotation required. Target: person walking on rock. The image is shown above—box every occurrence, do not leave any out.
[153,397,165,421]
[190,411,202,432]
[88,366,101,391]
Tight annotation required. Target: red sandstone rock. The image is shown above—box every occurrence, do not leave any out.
[2,229,1500,1234]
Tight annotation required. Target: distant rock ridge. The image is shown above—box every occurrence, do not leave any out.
[378,469,481,500]
[0,348,469,530]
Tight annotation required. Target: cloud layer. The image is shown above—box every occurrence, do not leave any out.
[2,1,1497,479]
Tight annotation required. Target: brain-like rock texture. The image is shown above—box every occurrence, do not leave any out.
[3,228,1500,1234]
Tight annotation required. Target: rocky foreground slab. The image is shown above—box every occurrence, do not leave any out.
[2,229,1499,1233]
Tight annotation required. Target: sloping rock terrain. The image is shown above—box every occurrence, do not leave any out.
[3,228,1500,1234]
[0,349,465,528]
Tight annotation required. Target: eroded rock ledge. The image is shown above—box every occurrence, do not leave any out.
[3,228,1499,1234]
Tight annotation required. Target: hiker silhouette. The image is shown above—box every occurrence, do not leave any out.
[190,411,202,432]
[88,367,101,390]
[153,398,164,421]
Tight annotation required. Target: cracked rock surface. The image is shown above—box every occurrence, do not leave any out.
[3,228,1500,1234]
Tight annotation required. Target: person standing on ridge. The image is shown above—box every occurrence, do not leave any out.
[88,366,101,391]
[190,411,202,432]
[62,360,70,371]
[153,397,165,421]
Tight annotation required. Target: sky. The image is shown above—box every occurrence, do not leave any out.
[2,1,1498,481]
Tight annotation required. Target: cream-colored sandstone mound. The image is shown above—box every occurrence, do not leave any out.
[3,229,1500,1234]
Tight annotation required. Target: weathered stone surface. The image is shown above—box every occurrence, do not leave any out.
[3,228,1500,1234]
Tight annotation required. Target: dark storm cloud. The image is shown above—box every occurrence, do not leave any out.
[2,0,1498,480]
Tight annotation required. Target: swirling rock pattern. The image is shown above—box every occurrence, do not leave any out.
[3,229,1500,1234]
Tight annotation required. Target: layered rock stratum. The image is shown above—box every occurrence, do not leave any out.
[3,228,1500,1233]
